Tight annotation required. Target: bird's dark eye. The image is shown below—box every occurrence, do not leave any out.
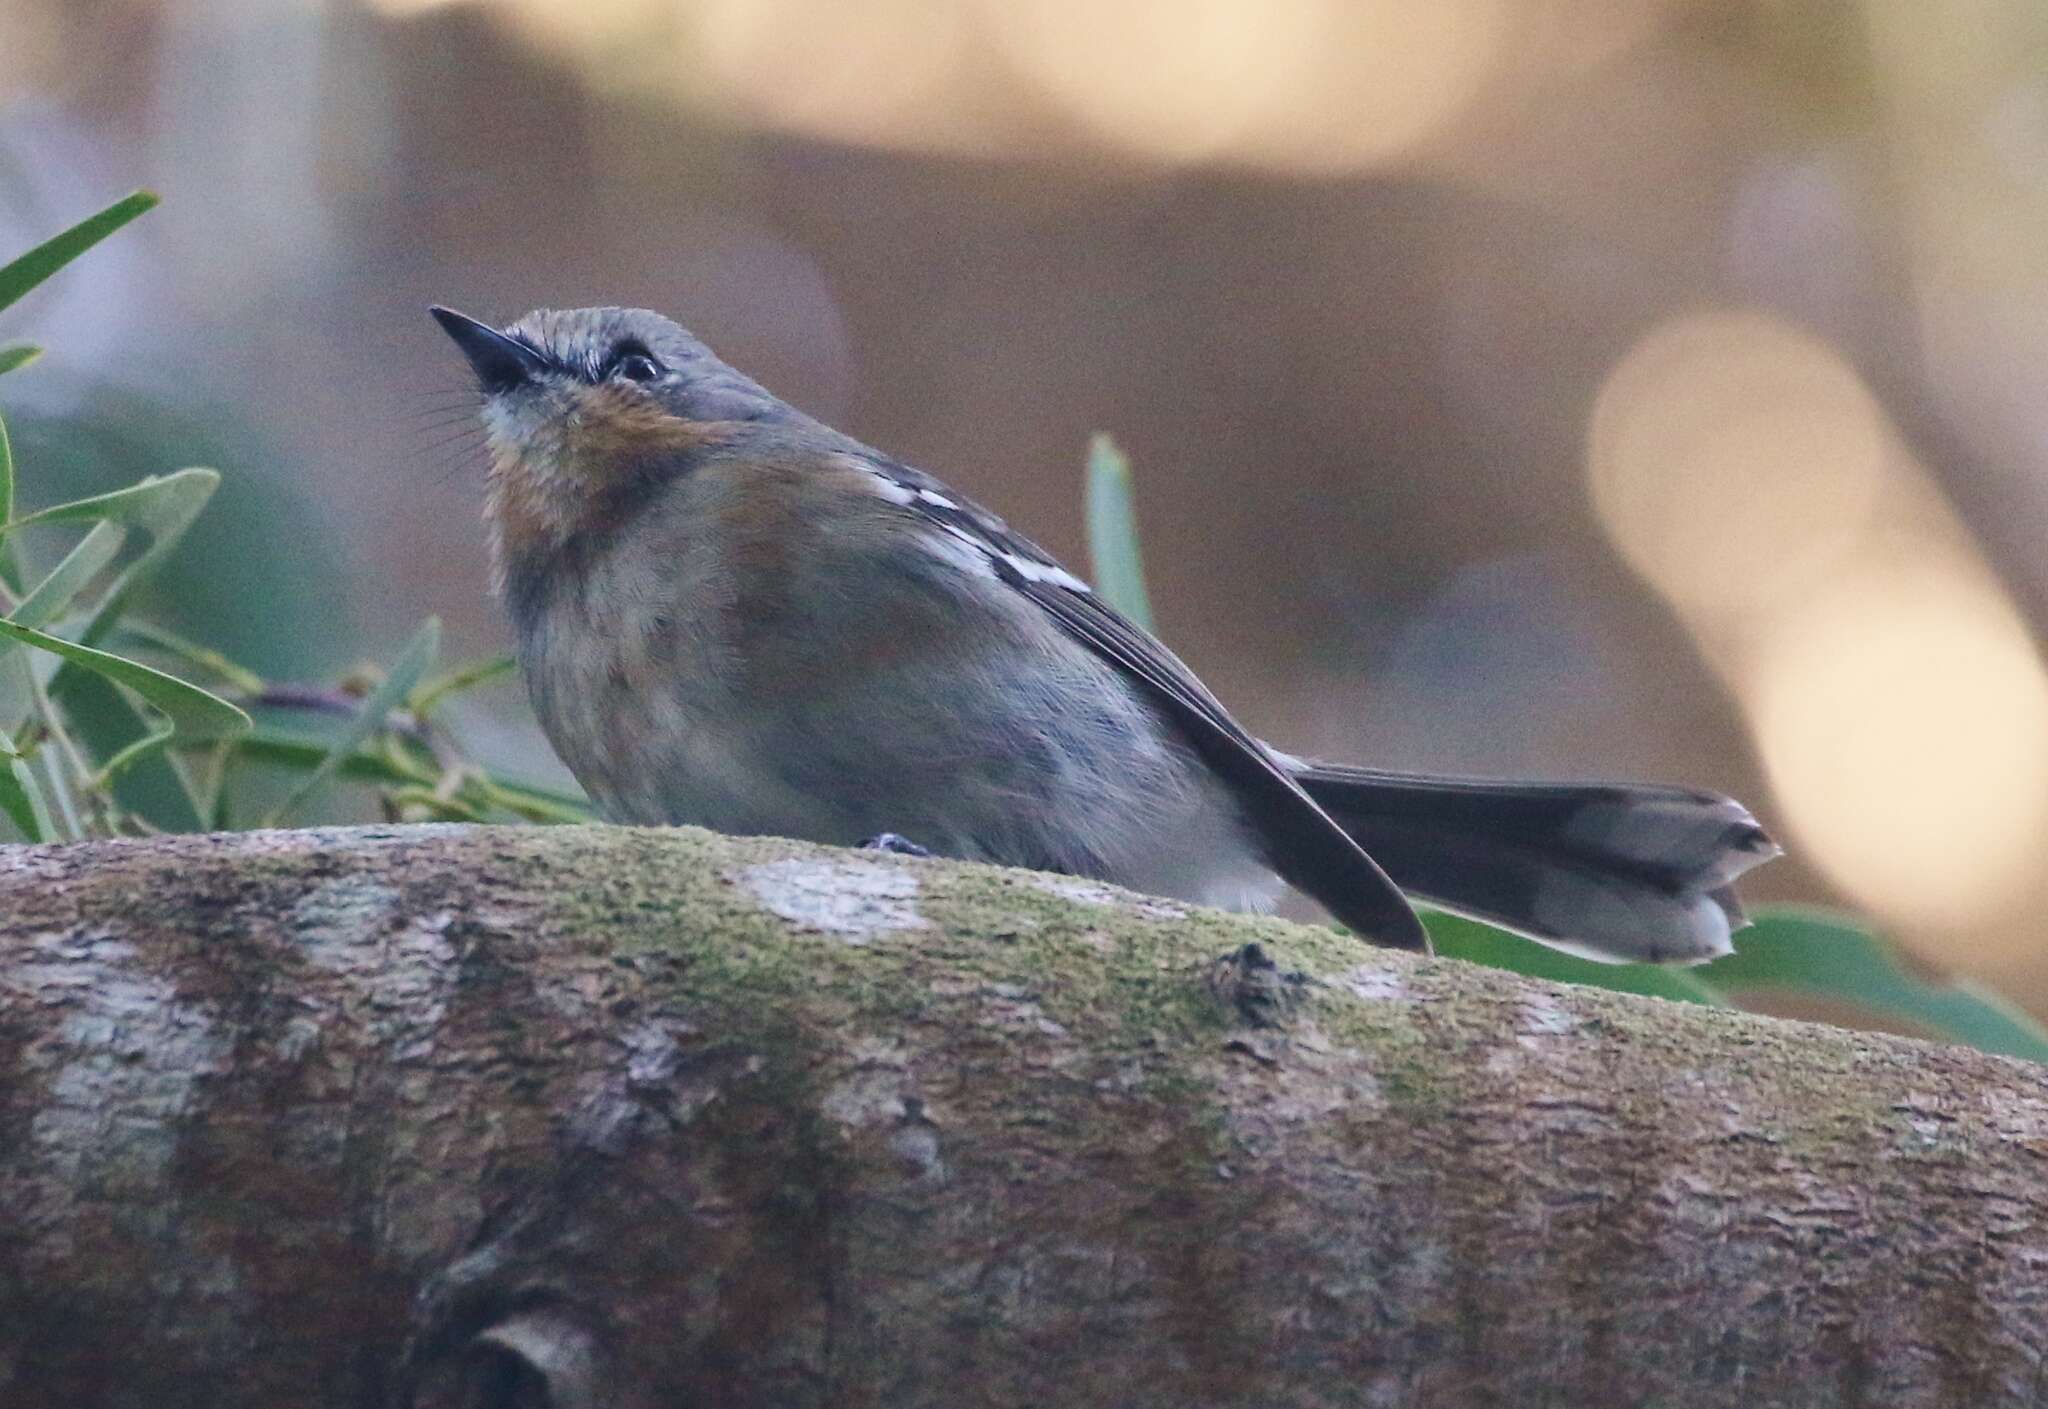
[612,352,662,383]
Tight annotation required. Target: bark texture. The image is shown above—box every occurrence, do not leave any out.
[2,824,2045,1408]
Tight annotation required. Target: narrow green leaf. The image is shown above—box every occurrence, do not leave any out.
[234,728,437,788]
[0,421,17,602]
[410,653,516,720]
[1423,909,1729,1006]
[0,345,40,376]
[0,616,249,743]
[91,724,179,788]
[1709,908,2048,1064]
[381,784,492,824]
[5,466,217,536]
[0,412,15,567]
[0,757,49,840]
[0,644,32,764]
[6,467,221,824]
[467,777,595,825]
[6,520,126,632]
[4,471,220,698]
[0,190,159,315]
[164,741,226,832]
[0,470,220,824]
[110,619,266,694]
[231,725,591,822]
[1085,434,1156,632]
[207,741,237,831]
[260,618,440,827]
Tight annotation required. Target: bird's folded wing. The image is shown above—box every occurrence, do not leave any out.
[863,454,1427,951]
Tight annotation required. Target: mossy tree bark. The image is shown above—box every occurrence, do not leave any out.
[2,825,2045,1408]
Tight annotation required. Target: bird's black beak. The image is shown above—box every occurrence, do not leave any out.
[429,305,549,394]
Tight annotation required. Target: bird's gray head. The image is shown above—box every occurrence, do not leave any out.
[429,304,785,574]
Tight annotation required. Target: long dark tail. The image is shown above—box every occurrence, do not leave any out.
[1290,763,1779,964]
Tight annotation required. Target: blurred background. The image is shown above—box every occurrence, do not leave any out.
[5,0,2048,1010]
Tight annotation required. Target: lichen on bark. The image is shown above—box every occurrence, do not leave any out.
[1,823,2044,1408]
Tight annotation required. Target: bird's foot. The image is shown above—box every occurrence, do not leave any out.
[859,832,931,857]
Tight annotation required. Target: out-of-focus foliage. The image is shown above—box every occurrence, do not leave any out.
[1086,445,2048,1065]
[0,194,590,842]
[1707,909,2048,1064]
[1424,910,2048,1065]
[1085,435,1155,634]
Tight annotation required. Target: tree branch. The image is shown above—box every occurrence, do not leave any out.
[1,824,2043,1407]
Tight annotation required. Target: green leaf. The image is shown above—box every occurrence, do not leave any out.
[0,470,223,804]
[467,775,595,825]
[1423,909,1728,1006]
[5,466,218,536]
[1709,908,2048,1064]
[410,653,516,720]
[232,724,592,823]
[0,190,159,315]
[235,726,434,788]
[108,619,266,695]
[0,758,49,841]
[4,470,223,823]
[7,520,126,632]
[0,414,11,522]
[1085,434,1156,632]
[91,728,178,788]
[260,618,440,827]
[0,345,40,376]
[0,616,249,746]
[0,406,29,617]
[7,469,220,663]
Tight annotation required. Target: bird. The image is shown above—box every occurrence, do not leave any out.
[430,303,1778,963]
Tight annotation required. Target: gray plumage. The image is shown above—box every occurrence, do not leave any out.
[433,304,1778,964]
